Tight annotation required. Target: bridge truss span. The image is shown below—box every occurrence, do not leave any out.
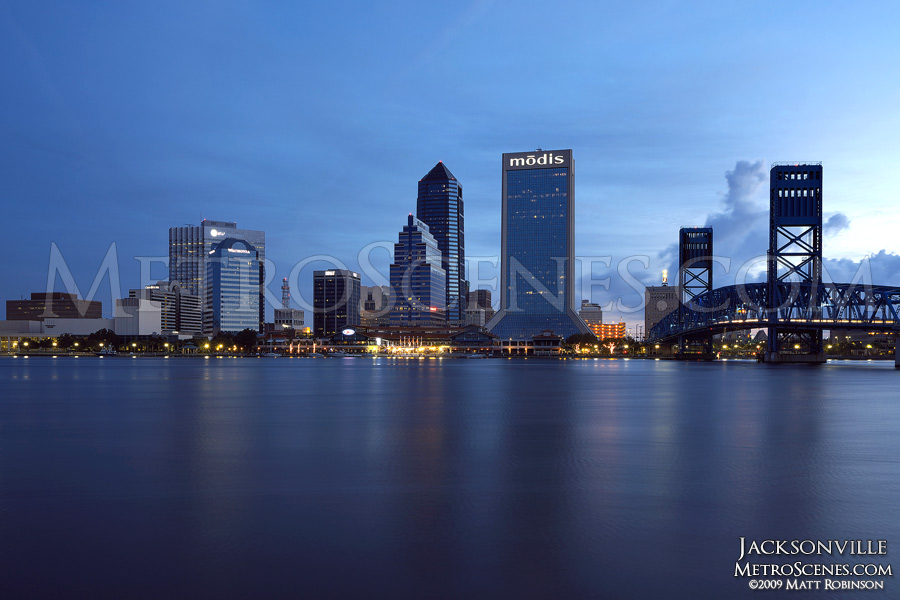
[648,281,900,344]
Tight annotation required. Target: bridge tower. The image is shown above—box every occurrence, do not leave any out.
[766,162,825,363]
[679,227,713,306]
[678,227,713,354]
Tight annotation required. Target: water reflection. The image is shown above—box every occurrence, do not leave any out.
[0,357,898,598]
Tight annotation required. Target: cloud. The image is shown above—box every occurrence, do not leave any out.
[587,161,897,328]
[656,159,769,286]
[824,250,900,285]
[824,213,850,234]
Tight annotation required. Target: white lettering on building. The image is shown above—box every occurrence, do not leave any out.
[508,153,566,168]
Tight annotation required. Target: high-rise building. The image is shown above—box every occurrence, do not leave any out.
[206,238,262,333]
[168,219,265,332]
[417,162,465,323]
[487,149,591,340]
[313,269,361,337]
[389,215,446,327]
[578,300,603,337]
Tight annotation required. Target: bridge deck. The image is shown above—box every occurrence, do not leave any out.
[648,282,900,343]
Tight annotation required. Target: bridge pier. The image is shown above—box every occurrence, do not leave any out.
[763,351,826,364]
[763,326,826,364]
[895,336,899,369]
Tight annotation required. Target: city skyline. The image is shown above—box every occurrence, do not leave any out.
[2,2,900,332]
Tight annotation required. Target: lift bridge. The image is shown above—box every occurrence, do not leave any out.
[647,163,900,364]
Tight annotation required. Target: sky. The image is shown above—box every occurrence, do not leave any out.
[2,1,899,332]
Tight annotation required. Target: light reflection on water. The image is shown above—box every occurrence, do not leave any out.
[1,357,898,598]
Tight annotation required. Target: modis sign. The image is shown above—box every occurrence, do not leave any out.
[504,149,571,170]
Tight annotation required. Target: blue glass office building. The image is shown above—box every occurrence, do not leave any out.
[389,215,447,326]
[416,162,464,324]
[487,149,591,340]
[169,219,265,333]
[206,238,262,333]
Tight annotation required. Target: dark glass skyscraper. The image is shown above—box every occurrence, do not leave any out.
[313,269,361,338]
[487,149,591,340]
[416,162,464,324]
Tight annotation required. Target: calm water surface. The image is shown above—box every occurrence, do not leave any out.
[1,356,899,598]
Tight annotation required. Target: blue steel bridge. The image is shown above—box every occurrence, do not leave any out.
[646,163,900,364]
[649,281,900,347]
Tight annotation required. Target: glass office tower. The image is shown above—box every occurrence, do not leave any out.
[389,215,447,327]
[416,162,464,324]
[487,149,592,340]
[206,238,262,333]
[169,219,265,332]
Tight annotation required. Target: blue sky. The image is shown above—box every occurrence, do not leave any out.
[2,1,899,331]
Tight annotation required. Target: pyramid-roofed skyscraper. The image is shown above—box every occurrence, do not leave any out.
[417,161,465,324]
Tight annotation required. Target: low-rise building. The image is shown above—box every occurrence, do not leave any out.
[6,292,102,321]
[274,308,305,330]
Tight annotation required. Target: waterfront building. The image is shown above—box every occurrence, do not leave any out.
[206,238,262,333]
[578,300,603,337]
[6,292,101,321]
[487,149,591,340]
[128,281,202,335]
[313,269,361,338]
[114,297,162,336]
[168,219,265,332]
[595,322,627,341]
[0,318,115,351]
[330,324,496,355]
[274,308,304,330]
[389,215,446,327]
[417,162,465,323]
